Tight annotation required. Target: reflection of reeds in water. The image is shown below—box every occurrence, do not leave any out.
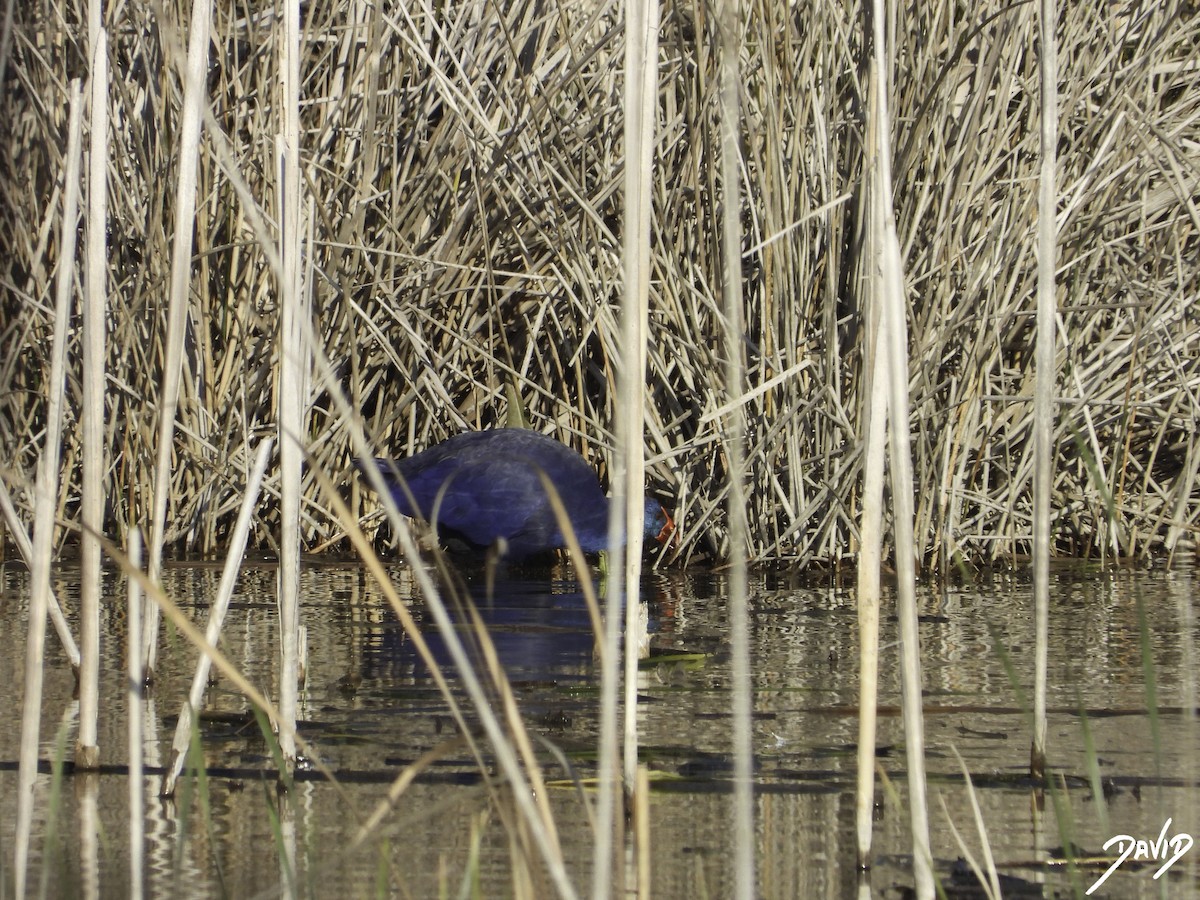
[3,0,1199,895]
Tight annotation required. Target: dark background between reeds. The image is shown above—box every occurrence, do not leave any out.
[2,0,1197,567]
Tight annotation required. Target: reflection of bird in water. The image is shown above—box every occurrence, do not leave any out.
[365,581,599,683]
[361,577,674,685]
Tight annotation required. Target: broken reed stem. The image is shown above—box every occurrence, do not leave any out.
[0,479,81,670]
[161,438,274,796]
[143,0,214,676]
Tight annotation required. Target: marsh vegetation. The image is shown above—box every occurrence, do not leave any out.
[1,0,1197,896]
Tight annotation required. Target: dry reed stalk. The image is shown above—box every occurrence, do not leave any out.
[143,0,214,677]
[589,0,660,893]
[458,586,566,857]
[868,0,933,892]
[717,0,754,896]
[328,471,577,897]
[948,745,1003,899]
[855,284,887,867]
[540,472,608,663]
[77,23,108,771]
[15,79,83,900]
[883,190,936,898]
[620,0,658,799]
[1030,0,1059,781]
[276,0,305,773]
[320,463,502,831]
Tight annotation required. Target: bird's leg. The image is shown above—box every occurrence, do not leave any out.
[484,537,508,603]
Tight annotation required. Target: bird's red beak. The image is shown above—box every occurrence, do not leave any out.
[656,506,677,548]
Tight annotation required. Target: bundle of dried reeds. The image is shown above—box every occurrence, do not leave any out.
[1,0,1196,568]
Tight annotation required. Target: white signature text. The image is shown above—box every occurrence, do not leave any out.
[1086,818,1193,894]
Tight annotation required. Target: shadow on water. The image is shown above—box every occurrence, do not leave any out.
[0,560,1197,897]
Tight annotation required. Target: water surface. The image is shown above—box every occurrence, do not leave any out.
[0,559,1196,897]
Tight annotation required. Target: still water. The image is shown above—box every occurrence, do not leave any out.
[0,559,1197,898]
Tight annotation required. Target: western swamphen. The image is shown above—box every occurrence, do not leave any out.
[363,429,675,560]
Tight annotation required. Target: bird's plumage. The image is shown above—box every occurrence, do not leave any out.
[364,429,673,560]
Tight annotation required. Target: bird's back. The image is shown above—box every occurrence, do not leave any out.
[378,430,610,556]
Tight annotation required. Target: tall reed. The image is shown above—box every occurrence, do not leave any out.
[77,21,108,771]
[717,1,755,896]
[276,0,305,772]
[864,0,933,891]
[1030,0,1060,780]
[15,79,83,899]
